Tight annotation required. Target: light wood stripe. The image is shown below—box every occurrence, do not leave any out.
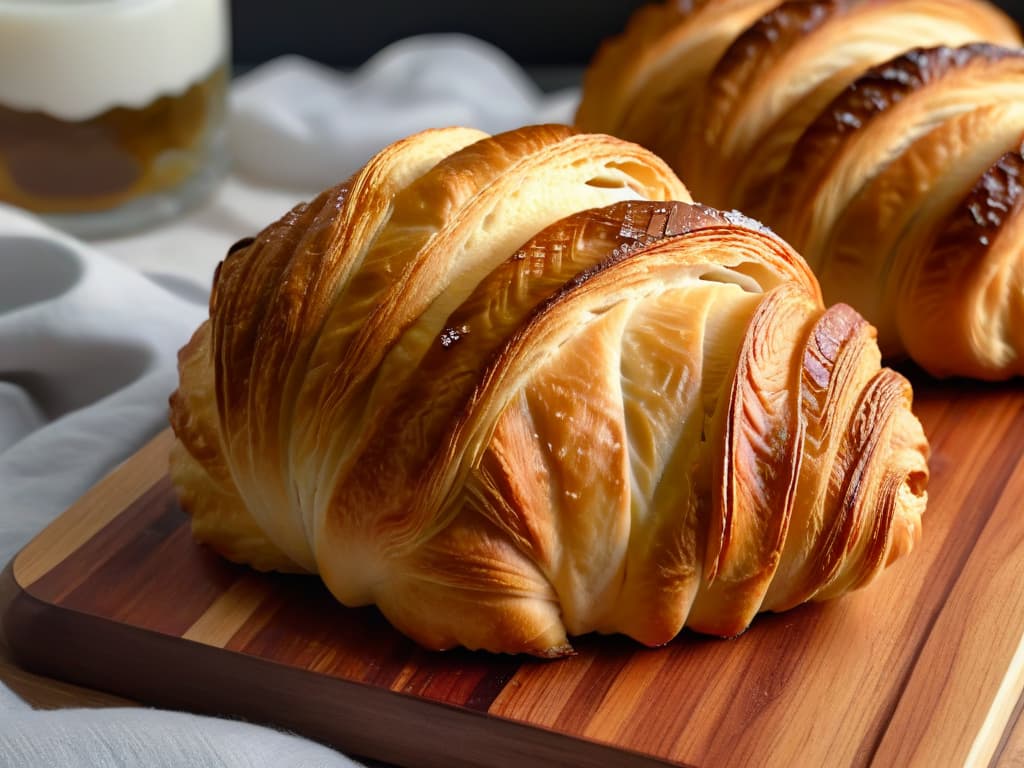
[13,430,175,588]
[388,660,420,695]
[182,575,269,647]
[995,697,1024,767]
[971,633,1024,768]
[224,592,288,653]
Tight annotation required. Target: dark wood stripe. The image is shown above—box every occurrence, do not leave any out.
[465,656,522,713]
[319,608,412,684]
[28,476,173,605]
[56,499,191,619]
[394,647,523,710]
[221,575,416,690]
[232,575,520,709]
[107,523,242,635]
[239,582,365,670]
[358,633,421,691]
[238,577,417,686]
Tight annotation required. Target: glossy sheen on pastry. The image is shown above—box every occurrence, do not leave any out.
[577,0,1024,379]
[169,126,929,656]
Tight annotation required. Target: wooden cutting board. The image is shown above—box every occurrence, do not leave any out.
[3,375,1024,768]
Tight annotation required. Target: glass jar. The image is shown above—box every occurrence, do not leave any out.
[0,0,230,237]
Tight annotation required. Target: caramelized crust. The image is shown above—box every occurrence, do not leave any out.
[819,102,1024,353]
[578,0,782,182]
[773,45,1024,255]
[898,148,1024,376]
[170,126,929,655]
[693,0,852,205]
[578,0,1024,379]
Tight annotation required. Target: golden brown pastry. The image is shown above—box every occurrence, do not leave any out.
[578,0,1024,379]
[170,126,929,656]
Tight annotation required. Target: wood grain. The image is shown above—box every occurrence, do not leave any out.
[2,376,1023,768]
[873,444,1024,768]
[13,429,175,588]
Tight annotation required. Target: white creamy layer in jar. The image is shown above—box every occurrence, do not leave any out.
[0,0,228,120]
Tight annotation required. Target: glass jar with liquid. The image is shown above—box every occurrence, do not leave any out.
[0,0,230,237]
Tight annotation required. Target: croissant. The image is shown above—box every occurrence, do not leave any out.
[577,0,1024,380]
[169,126,929,656]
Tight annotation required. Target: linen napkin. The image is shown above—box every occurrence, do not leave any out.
[0,207,204,569]
[230,33,579,189]
[0,206,364,767]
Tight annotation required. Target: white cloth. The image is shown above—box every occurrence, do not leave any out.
[0,209,205,569]
[1,706,358,768]
[0,208,363,768]
[230,34,579,188]
[0,33,581,768]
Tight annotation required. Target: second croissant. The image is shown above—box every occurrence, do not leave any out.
[578,0,1024,380]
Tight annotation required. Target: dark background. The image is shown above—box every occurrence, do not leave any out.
[231,0,1024,69]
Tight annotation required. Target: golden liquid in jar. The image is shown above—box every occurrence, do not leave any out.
[0,65,226,215]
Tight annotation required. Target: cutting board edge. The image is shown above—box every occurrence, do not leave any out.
[0,562,679,768]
